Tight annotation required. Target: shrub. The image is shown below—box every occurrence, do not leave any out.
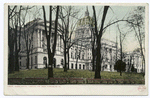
[114,60,126,72]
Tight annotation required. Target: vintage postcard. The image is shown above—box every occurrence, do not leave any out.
[4,3,148,95]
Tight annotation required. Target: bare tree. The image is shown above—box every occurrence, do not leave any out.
[58,6,80,72]
[8,5,22,72]
[14,6,22,71]
[117,24,128,76]
[21,6,36,69]
[8,5,16,73]
[42,6,59,78]
[127,6,145,73]
[93,6,109,79]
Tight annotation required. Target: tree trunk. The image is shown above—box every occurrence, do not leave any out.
[14,25,19,71]
[139,43,145,72]
[43,6,59,78]
[93,6,109,79]
[8,30,15,73]
[26,51,30,69]
[15,51,19,71]
[48,54,53,78]
[9,50,14,73]
[92,34,95,71]
[95,37,101,79]
[118,22,123,76]
[64,42,67,72]
[120,70,122,76]
[92,55,95,71]
[67,49,70,70]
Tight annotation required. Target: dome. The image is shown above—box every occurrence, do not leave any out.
[77,16,95,27]
[77,7,95,27]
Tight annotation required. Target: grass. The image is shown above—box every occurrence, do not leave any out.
[8,68,144,80]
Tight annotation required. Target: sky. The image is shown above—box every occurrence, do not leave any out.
[17,5,145,52]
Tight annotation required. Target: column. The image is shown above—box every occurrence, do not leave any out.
[40,30,42,47]
[37,29,40,47]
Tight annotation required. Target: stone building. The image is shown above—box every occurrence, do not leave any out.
[19,7,118,72]
[123,51,144,73]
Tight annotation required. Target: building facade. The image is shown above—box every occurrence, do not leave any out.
[19,8,118,72]
[123,51,144,73]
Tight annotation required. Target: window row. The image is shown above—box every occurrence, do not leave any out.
[71,63,85,70]
[71,52,85,60]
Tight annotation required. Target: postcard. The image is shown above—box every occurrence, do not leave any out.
[4,3,148,95]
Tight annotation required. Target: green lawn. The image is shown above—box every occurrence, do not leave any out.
[8,68,144,80]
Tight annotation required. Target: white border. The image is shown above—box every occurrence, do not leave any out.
[2,2,149,96]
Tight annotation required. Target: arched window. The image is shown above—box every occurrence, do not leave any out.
[82,54,84,60]
[83,65,85,70]
[71,63,74,69]
[43,57,47,64]
[43,57,47,68]
[79,64,81,69]
[71,52,73,58]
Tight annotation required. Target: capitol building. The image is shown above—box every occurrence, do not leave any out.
[19,7,143,73]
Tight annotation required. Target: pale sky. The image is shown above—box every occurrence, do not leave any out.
[22,5,145,52]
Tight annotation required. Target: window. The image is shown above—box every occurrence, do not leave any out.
[105,65,107,69]
[71,63,73,69]
[71,52,73,58]
[75,64,77,69]
[110,65,112,69]
[79,64,81,69]
[109,49,112,53]
[82,54,84,60]
[83,65,85,70]
[61,59,64,65]
[35,56,37,64]
[43,57,47,64]
[75,53,76,59]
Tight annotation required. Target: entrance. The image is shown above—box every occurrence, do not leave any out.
[43,57,47,68]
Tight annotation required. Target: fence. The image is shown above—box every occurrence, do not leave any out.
[8,78,145,85]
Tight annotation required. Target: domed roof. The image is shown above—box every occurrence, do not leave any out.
[77,7,95,27]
